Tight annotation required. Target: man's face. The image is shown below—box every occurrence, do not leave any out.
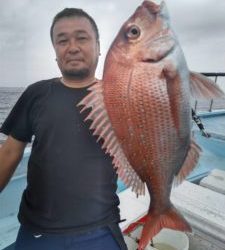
[52,16,100,80]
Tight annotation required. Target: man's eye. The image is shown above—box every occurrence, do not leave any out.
[58,39,68,44]
[78,36,88,41]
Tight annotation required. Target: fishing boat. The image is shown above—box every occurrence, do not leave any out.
[0,73,225,250]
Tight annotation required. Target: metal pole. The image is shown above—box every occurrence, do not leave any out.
[209,99,213,112]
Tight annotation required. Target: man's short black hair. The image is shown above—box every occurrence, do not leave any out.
[50,8,99,43]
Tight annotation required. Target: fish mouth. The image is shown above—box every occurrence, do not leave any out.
[142,0,161,14]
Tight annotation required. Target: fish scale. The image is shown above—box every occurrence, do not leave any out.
[131,69,175,166]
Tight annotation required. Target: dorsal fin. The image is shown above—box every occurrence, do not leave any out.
[190,71,225,99]
[77,80,145,196]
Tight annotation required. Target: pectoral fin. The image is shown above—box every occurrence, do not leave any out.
[190,71,224,99]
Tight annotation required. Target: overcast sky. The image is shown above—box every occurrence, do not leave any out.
[0,0,225,87]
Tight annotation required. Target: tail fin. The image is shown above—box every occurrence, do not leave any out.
[138,205,191,250]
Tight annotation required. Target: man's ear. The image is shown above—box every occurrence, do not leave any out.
[97,40,101,56]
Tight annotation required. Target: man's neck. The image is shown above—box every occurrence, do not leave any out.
[60,76,97,88]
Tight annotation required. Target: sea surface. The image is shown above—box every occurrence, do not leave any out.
[0,87,25,143]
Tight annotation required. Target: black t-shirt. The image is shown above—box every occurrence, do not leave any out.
[0,78,120,233]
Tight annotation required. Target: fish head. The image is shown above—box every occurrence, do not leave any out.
[103,0,175,72]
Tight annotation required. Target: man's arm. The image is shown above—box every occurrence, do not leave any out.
[0,136,27,192]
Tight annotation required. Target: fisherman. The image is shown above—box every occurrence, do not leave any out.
[0,8,127,250]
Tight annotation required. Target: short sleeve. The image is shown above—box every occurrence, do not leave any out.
[0,86,33,142]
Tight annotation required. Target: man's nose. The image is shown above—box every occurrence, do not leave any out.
[68,40,80,53]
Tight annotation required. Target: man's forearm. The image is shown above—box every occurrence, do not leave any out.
[0,147,22,192]
[0,137,26,192]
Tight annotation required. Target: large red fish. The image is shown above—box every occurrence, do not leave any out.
[78,1,224,249]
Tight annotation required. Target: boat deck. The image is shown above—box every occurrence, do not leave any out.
[187,110,225,183]
[121,180,225,250]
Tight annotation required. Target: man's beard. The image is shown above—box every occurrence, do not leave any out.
[62,68,90,80]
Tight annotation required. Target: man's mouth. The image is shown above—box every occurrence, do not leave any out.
[67,58,84,63]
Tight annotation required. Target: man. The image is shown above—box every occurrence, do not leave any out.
[0,8,127,250]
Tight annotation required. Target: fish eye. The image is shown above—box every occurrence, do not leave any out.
[126,25,141,39]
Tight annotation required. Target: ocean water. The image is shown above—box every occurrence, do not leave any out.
[0,87,25,143]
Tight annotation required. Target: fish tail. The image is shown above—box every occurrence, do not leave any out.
[138,204,191,250]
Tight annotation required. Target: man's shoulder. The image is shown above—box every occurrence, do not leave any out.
[27,77,59,92]
[21,78,59,100]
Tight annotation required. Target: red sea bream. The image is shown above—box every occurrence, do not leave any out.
[78,1,224,249]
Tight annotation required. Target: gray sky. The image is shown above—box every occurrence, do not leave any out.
[0,0,225,87]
